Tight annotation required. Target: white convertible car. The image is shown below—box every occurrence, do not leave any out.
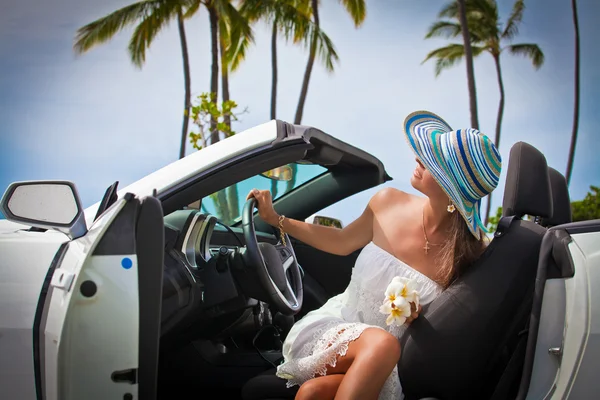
[0,120,598,400]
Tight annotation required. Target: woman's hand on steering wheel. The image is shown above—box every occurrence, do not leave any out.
[246,189,278,226]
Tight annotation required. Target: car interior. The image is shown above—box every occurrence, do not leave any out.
[128,135,575,400]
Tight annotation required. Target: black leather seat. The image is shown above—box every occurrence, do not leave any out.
[540,167,572,227]
[398,142,553,400]
[241,142,553,400]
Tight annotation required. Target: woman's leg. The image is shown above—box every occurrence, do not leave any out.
[295,374,345,400]
[296,327,401,400]
[329,328,401,400]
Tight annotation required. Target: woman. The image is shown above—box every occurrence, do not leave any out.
[247,111,502,400]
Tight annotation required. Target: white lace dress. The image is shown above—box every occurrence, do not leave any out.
[276,241,443,399]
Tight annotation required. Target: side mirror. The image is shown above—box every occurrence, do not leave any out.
[0,181,88,239]
[308,215,344,229]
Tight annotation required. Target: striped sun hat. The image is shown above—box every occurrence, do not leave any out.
[403,111,502,239]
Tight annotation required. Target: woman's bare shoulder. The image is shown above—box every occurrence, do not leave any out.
[369,187,421,211]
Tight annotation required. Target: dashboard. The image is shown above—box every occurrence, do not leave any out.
[159,209,277,338]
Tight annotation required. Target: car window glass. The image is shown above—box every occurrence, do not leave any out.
[201,162,327,225]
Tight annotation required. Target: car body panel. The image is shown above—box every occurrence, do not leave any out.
[554,231,599,399]
[525,229,600,400]
[0,228,68,400]
[41,198,140,399]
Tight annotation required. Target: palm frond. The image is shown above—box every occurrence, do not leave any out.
[277,2,312,42]
[425,20,462,39]
[508,43,544,69]
[438,1,459,19]
[128,1,177,67]
[217,1,254,71]
[468,0,500,39]
[298,22,339,72]
[314,28,339,72]
[502,0,525,39]
[422,43,484,77]
[339,0,367,27]
[183,0,201,19]
[434,0,499,44]
[217,0,254,44]
[238,0,275,23]
[73,0,163,54]
[228,33,251,71]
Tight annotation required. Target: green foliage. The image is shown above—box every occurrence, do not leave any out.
[486,206,503,233]
[486,185,600,230]
[188,92,248,222]
[188,92,248,149]
[571,186,600,222]
[73,0,187,68]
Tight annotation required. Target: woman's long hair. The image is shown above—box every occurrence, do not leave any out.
[436,211,486,289]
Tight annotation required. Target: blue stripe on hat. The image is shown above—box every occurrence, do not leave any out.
[483,137,502,173]
[457,131,488,195]
[460,131,488,196]
[468,131,496,189]
[443,134,478,202]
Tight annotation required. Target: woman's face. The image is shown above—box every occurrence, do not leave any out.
[410,158,447,200]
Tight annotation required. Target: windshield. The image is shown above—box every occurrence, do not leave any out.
[200,162,327,225]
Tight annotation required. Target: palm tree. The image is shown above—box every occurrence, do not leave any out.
[218,3,253,132]
[240,0,321,121]
[294,0,365,125]
[180,0,251,145]
[423,0,544,225]
[457,0,479,129]
[217,6,253,221]
[565,0,580,186]
[74,0,193,159]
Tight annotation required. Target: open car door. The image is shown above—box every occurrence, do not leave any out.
[0,182,165,400]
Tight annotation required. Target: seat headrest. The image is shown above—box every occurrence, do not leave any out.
[502,142,553,219]
[540,167,572,227]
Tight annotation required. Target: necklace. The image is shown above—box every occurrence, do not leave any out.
[422,206,442,255]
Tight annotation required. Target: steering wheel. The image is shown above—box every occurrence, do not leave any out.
[242,198,303,316]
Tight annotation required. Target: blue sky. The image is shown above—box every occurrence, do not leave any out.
[1,0,599,224]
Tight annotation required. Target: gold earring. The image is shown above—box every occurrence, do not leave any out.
[447,200,456,213]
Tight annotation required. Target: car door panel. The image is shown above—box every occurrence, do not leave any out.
[40,194,163,400]
[519,220,600,400]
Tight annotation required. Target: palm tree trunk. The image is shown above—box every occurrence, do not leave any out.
[565,0,580,185]
[218,27,239,220]
[177,10,191,159]
[294,0,319,125]
[492,54,505,150]
[484,53,506,226]
[457,0,479,130]
[270,20,278,120]
[208,6,220,145]
[220,32,231,132]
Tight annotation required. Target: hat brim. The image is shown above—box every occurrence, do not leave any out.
[403,111,483,239]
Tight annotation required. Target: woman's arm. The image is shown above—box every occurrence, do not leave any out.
[247,188,375,256]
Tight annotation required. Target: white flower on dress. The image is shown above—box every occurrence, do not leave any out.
[379,276,421,326]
